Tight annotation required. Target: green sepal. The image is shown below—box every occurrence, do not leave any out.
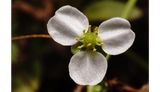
[95,46,107,57]
[71,42,83,54]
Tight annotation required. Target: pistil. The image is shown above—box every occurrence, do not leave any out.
[76,25,103,52]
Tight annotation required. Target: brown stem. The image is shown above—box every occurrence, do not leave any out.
[12,34,52,41]
[104,76,113,92]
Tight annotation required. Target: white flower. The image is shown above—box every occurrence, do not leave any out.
[47,5,135,85]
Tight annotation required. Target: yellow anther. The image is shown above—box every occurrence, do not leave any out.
[76,38,79,41]
[100,43,104,46]
[78,46,81,49]
[89,25,91,28]
[83,29,86,32]
[95,31,98,35]
[95,27,98,31]
[93,48,96,52]
[87,43,92,47]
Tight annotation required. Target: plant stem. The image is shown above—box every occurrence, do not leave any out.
[121,0,137,19]
[11,34,52,41]
[87,85,94,92]
[106,54,110,61]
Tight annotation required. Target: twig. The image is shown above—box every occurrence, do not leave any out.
[12,34,52,40]
[12,0,54,21]
[104,76,113,92]
[73,85,86,92]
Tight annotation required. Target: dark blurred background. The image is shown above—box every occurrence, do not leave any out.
[12,0,148,92]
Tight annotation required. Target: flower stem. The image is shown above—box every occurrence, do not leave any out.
[106,54,110,61]
[121,0,137,19]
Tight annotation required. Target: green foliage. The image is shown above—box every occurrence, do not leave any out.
[12,42,18,63]
[83,1,142,21]
[12,60,42,92]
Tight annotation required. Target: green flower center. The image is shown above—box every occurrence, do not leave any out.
[76,25,103,52]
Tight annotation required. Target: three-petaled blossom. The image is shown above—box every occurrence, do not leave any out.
[47,5,135,85]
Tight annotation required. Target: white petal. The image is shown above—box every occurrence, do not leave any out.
[98,17,135,55]
[69,51,107,85]
[47,5,89,46]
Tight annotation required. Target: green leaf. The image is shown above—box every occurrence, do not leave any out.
[83,1,142,21]
[12,42,18,63]
[12,18,19,37]
[12,60,42,92]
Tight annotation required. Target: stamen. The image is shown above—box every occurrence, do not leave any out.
[78,46,82,49]
[88,25,91,29]
[78,44,85,49]
[83,29,86,33]
[76,38,79,41]
[88,25,92,33]
[95,31,98,35]
[87,43,92,47]
[93,48,96,52]
[95,27,98,31]
[94,27,98,35]
[96,42,103,46]
[100,43,104,46]
[77,25,101,52]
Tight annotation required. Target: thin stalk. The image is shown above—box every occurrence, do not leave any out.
[12,34,52,41]
[121,0,137,19]
[106,54,110,61]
